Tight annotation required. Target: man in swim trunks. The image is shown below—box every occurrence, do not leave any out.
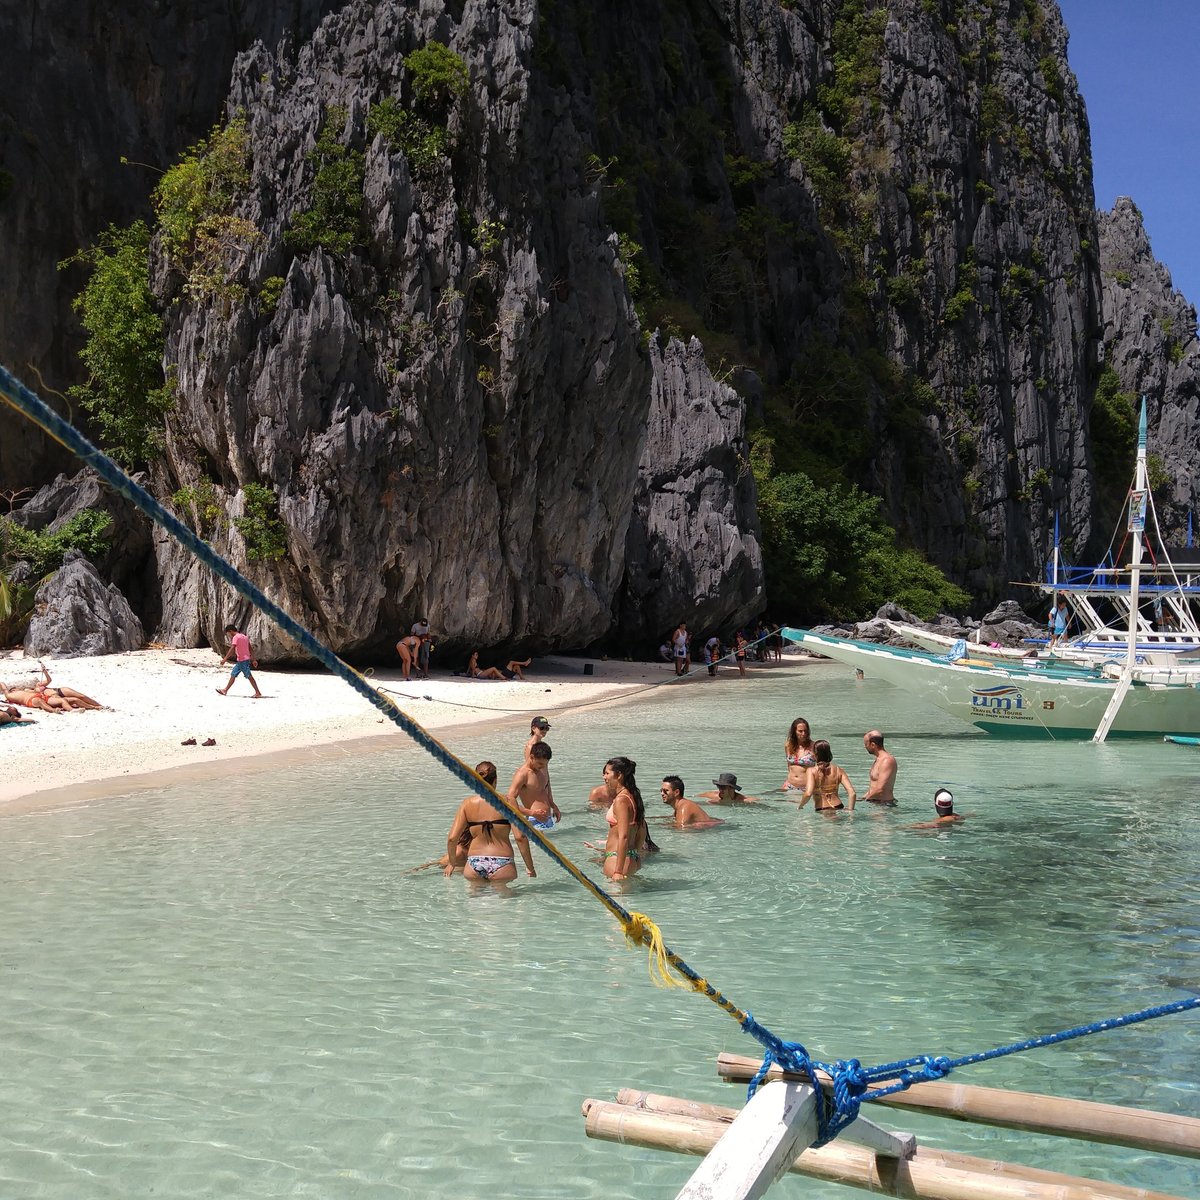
[862,729,898,805]
[216,624,263,698]
[508,741,560,830]
[661,776,724,828]
[697,772,759,805]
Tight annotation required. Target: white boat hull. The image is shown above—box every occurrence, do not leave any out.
[784,628,1200,739]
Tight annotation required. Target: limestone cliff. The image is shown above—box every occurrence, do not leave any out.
[1096,198,1200,532]
[0,0,1173,659]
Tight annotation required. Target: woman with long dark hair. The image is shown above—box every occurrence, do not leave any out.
[798,740,857,814]
[601,756,647,881]
[782,717,817,792]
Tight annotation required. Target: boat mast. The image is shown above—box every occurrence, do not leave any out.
[1094,397,1149,743]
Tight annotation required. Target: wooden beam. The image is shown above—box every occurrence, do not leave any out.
[583,1097,1188,1200]
[616,1088,914,1159]
[716,1052,1200,1160]
[673,1079,818,1200]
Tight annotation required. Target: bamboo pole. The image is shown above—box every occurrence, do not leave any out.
[716,1053,1200,1161]
[583,1097,1188,1200]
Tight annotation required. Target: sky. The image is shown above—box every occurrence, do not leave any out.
[1056,1,1200,308]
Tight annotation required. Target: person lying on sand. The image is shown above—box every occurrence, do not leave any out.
[0,704,36,726]
[1,661,104,710]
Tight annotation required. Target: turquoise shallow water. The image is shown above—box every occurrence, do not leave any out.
[2,659,1198,1198]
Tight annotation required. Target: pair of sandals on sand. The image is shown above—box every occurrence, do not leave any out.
[180,737,217,746]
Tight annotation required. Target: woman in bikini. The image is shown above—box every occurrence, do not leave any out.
[782,716,817,792]
[444,761,536,883]
[797,740,857,814]
[601,756,647,881]
[466,651,506,680]
[395,634,422,681]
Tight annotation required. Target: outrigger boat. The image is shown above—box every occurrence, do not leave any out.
[785,401,1200,741]
[781,626,1200,738]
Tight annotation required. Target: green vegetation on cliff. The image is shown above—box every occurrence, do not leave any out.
[751,435,969,620]
[60,221,173,468]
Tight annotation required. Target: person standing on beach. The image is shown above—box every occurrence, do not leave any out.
[672,622,690,675]
[734,630,749,677]
[216,624,263,698]
[509,741,560,831]
[704,635,721,676]
[411,618,432,678]
[661,776,724,829]
[862,730,898,805]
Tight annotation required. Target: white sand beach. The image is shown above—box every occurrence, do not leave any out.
[1,647,688,813]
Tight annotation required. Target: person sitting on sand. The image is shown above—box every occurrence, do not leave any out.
[661,776,724,829]
[698,772,759,805]
[782,716,817,792]
[444,761,536,883]
[798,740,856,814]
[602,756,647,881]
[502,657,532,681]
[466,651,506,680]
[508,741,561,831]
[908,788,967,829]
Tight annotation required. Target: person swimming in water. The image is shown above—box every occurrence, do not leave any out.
[908,788,967,829]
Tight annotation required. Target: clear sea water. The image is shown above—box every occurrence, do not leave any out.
[1,659,1198,1198]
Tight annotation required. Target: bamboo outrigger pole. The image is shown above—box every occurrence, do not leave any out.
[717,1052,1200,1160]
[583,1092,1188,1200]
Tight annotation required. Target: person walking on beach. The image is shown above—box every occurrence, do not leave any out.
[216,624,263,698]
[509,741,560,831]
[602,756,647,881]
[661,776,724,829]
[444,761,536,882]
[862,730,898,805]
[1047,592,1070,650]
[797,741,856,813]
